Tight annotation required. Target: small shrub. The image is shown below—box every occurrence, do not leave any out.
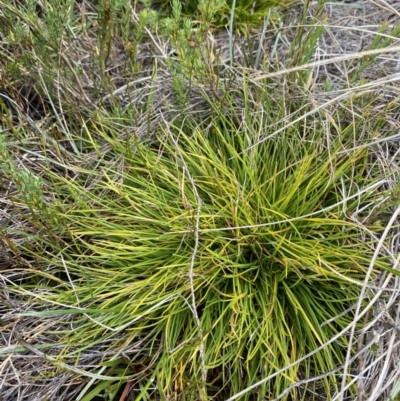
[155,0,293,33]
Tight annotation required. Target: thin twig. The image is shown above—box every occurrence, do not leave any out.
[163,120,207,398]
[340,206,400,399]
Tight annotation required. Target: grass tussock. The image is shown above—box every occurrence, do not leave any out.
[1,0,400,400]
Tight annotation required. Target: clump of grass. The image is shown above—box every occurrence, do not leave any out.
[13,84,391,400]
